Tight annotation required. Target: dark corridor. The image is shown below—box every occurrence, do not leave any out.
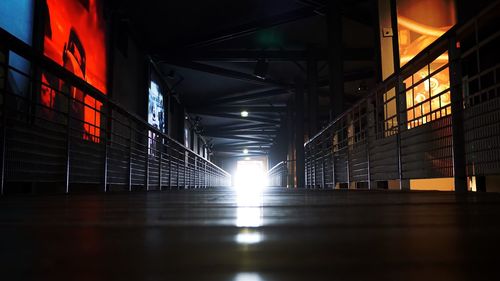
[1,0,500,279]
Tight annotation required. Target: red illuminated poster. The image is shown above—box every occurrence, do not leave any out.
[42,0,107,142]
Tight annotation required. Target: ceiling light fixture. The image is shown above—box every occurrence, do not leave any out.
[241,111,249,117]
[243,149,249,155]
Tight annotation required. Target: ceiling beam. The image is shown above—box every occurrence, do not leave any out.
[194,112,281,125]
[210,135,273,142]
[206,129,280,135]
[211,88,292,105]
[215,150,269,155]
[204,132,277,138]
[204,123,279,132]
[190,106,286,114]
[159,48,373,62]
[214,145,272,150]
[160,60,289,87]
[216,151,268,156]
[185,6,323,49]
[213,141,271,148]
[297,0,373,26]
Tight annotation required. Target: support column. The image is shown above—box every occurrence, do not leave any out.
[295,79,306,188]
[378,0,396,80]
[128,123,133,191]
[308,50,319,137]
[367,99,375,189]
[396,80,410,190]
[449,35,467,192]
[347,114,354,189]
[286,100,295,188]
[103,102,112,192]
[326,2,344,119]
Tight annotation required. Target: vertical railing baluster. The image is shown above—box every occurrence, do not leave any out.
[194,156,198,188]
[65,89,71,194]
[184,153,188,189]
[204,161,207,188]
[128,122,133,192]
[0,51,8,195]
[176,153,180,189]
[145,130,149,191]
[103,102,110,192]
[168,142,172,189]
[396,77,405,190]
[159,138,163,190]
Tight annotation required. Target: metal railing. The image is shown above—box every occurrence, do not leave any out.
[0,28,231,194]
[267,161,289,187]
[304,1,500,190]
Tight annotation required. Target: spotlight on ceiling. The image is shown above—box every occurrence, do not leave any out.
[253,59,269,80]
[241,111,249,117]
[243,149,249,155]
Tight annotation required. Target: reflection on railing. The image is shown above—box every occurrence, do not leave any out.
[267,161,289,187]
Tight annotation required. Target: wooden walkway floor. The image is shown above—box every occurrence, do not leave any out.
[1,187,500,280]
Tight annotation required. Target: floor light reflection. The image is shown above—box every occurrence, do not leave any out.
[235,228,263,244]
[233,273,265,281]
[235,187,263,227]
[234,160,266,228]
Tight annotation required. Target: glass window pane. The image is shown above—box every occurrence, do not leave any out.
[397,0,456,67]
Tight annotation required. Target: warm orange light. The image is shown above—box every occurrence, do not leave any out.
[397,0,456,67]
[415,92,426,104]
[405,56,451,129]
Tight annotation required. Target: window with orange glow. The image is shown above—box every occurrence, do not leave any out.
[404,53,451,129]
[383,88,398,137]
[397,0,456,67]
[42,0,107,143]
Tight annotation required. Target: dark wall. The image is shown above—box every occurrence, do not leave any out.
[168,96,184,143]
[109,18,196,160]
[111,26,148,118]
[457,0,495,24]
[110,19,189,147]
[267,124,289,169]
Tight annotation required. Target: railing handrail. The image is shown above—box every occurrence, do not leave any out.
[0,26,230,177]
[305,30,452,146]
[268,161,289,174]
[305,0,500,146]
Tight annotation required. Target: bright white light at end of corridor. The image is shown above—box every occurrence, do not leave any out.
[234,160,268,189]
[234,160,267,227]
